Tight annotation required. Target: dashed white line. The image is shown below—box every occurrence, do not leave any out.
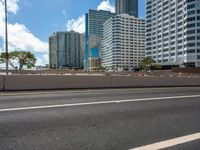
[129,132,200,150]
[0,95,200,112]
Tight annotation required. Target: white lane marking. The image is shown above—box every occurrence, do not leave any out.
[0,95,200,112]
[129,132,200,150]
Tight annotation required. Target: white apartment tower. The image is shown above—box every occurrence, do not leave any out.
[146,0,200,68]
[101,14,145,71]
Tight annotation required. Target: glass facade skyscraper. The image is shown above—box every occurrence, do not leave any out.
[85,9,114,70]
[115,0,138,17]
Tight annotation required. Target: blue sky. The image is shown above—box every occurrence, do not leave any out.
[0,0,145,66]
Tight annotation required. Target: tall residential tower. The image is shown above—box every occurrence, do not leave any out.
[146,0,200,68]
[49,31,84,69]
[101,14,145,71]
[116,0,138,17]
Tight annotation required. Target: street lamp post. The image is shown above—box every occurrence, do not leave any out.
[4,0,9,75]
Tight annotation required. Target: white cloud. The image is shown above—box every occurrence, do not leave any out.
[66,15,85,33]
[7,0,19,14]
[36,53,49,66]
[97,0,115,13]
[0,0,48,66]
[7,23,48,52]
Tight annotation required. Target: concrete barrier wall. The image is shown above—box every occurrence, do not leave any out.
[110,76,200,87]
[4,75,112,91]
[3,75,200,91]
[0,75,4,91]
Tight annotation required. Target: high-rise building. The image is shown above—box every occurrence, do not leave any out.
[101,14,145,71]
[85,9,115,70]
[116,0,138,17]
[49,31,84,69]
[146,0,200,68]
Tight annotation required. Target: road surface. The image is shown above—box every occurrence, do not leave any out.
[0,87,200,150]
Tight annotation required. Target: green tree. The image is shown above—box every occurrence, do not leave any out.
[139,56,156,71]
[0,51,37,70]
[0,52,16,69]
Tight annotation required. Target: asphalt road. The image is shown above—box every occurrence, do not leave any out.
[0,87,200,150]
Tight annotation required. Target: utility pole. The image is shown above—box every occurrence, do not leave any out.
[4,0,9,75]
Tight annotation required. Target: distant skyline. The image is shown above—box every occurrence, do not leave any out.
[0,0,145,66]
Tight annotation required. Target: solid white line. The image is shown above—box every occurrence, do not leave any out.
[129,132,200,150]
[0,95,200,112]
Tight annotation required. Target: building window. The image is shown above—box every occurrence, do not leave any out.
[187,43,195,47]
[177,52,183,55]
[187,36,195,40]
[188,10,195,15]
[187,4,195,10]
[187,23,195,28]
[171,53,175,56]
[187,30,195,34]
[187,17,195,22]
[187,50,195,53]
[163,59,168,62]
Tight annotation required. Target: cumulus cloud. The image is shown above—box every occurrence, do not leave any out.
[0,0,48,66]
[97,0,115,13]
[7,23,48,52]
[66,15,85,33]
